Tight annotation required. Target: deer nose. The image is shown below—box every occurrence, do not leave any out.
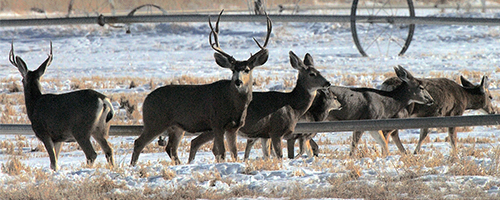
[235,79,243,87]
[425,97,434,106]
[324,82,331,87]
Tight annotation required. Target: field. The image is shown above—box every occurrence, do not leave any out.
[1,0,500,199]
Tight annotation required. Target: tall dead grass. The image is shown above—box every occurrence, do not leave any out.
[1,0,320,15]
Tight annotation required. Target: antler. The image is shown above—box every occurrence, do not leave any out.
[41,41,54,68]
[9,41,17,67]
[253,13,272,50]
[209,10,234,60]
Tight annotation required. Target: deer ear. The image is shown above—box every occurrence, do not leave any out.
[460,76,475,87]
[480,76,489,92]
[394,66,408,82]
[394,65,414,83]
[214,52,232,69]
[249,49,269,68]
[303,53,314,67]
[289,51,304,70]
[34,54,53,78]
[14,56,29,77]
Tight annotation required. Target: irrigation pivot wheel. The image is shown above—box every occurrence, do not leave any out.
[350,0,415,57]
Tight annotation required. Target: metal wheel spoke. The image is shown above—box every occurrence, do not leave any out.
[351,0,415,57]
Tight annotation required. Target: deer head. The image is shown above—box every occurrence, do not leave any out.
[394,65,434,106]
[9,41,53,115]
[209,10,271,94]
[460,75,496,114]
[289,51,331,93]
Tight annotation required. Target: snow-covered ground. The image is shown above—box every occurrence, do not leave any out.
[1,4,500,199]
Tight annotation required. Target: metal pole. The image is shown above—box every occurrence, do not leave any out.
[1,114,499,136]
[1,15,500,27]
[294,114,500,133]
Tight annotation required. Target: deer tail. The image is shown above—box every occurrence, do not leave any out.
[103,98,114,123]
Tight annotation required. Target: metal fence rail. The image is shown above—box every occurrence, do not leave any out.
[1,114,499,136]
[1,14,500,27]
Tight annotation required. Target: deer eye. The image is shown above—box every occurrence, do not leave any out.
[309,73,317,77]
[489,95,493,100]
[419,86,424,90]
[244,67,250,73]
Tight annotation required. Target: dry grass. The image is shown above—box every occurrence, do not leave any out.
[1,0,324,16]
[243,158,283,174]
[1,141,500,199]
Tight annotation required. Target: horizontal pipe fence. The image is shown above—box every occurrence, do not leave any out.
[1,14,500,27]
[1,114,499,136]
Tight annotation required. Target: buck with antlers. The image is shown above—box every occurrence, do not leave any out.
[9,42,115,171]
[187,51,332,163]
[130,10,272,165]
[380,75,496,155]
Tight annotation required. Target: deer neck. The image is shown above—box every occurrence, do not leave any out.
[384,84,413,113]
[23,81,43,117]
[308,103,329,121]
[289,82,317,117]
[462,87,480,110]
[231,79,253,111]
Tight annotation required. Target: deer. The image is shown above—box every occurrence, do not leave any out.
[322,66,434,157]
[9,42,115,171]
[187,51,332,163]
[380,75,496,155]
[285,88,342,159]
[130,10,272,166]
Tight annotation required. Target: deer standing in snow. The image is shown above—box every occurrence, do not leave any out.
[130,11,272,165]
[9,42,115,171]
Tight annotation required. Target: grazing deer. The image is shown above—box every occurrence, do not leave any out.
[326,66,434,156]
[9,42,115,171]
[187,51,331,163]
[285,88,342,159]
[380,75,496,154]
[130,10,272,165]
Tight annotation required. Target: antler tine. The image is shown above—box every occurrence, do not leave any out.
[208,10,233,59]
[42,41,54,68]
[215,10,222,34]
[253,14,272,49]
[208,17,219,48]
[9,41,16,66]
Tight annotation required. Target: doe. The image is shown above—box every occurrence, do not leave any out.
[9,42,115,171]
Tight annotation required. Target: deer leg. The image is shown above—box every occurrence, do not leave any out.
[310,138,319,157]
[39,136,58,171]
[92,134,114,167]
[286,138,297,159]
[448,127,458,155]
[295,137,307,158]
[244,138,258,160]
[304,138,314,158]
[225,130,239,162]
[389,130,407,154]
[54,142,63,159]
[368,130,389,156]
[350,131,363,156]
[75,138,97,167]
[212,128,226,162]
[271,136,283,159]
[300,133,317,158]
[261,138,274,159]
[131,126,165,166]
[188,131,214,164]
[414,128,430,154]
[165,127,185,165]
